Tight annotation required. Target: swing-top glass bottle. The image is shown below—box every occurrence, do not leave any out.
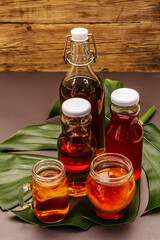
[60,28,105,155]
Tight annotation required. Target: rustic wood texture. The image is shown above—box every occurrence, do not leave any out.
[0,0,159,72]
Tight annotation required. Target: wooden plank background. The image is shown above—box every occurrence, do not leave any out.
[0,0,159,72]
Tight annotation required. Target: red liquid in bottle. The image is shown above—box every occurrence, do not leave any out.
[58,98,97,197]
[105,111,143,181]
[58,135,96,197]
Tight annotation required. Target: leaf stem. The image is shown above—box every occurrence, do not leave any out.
[139,105,157,125]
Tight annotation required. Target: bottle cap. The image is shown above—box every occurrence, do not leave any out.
[71,28,88,42]
[111,88,139,107]
[62,98,91,117]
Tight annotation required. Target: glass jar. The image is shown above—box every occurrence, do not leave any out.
[86,153,136,220]
[19,159,69,223]
[60,27,105,155]
[105,88,143,180]
[58,98,96,197]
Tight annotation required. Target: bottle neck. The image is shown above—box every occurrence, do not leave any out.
[110,103,140,123]
[61,113,92,138]
[70,39,91,65]
[63,39,100,84]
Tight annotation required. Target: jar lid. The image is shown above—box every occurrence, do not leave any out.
[62,98,91,117]
[111,88,139,107]
[71,28,88,41]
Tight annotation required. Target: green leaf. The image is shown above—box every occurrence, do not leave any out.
[83,180,140,226]
[142,123,160,213]
[10,197,93,230]
[0,124,61,152]
[10,209,41,226]
[0,153,52,209]
[48,99,60,119]
[103,78,124,125]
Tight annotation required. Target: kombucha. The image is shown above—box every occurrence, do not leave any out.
[86,165,136,219]
[32,169,69,223]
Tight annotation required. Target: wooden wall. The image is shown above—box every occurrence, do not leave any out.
[0,0,159,72]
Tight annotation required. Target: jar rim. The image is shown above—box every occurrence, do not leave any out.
[90,153,134,184]
[32,159,66,183]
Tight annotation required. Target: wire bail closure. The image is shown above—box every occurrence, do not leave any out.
[63,34,97,65]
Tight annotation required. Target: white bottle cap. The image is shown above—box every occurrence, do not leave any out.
[62,98,91,117]
[111,88,139,107]
[71,28,88,42]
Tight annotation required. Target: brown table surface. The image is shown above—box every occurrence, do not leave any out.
[0,72,159,240]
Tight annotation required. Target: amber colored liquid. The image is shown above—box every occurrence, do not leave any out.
[105,114,143,180]
[60,76,105,155]
[58,135,96,197]
[31,169,69,223]
[86,166,136,219]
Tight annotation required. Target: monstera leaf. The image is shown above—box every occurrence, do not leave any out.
[142,123,160,213]
[48,99,60,119]
[0,153,53,210]
[0,124,61,152]
[103,78,124,124]
[0,78,159,229]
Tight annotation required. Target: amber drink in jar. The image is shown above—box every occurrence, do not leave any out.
[86,153,136,220]
[19,159,69,223]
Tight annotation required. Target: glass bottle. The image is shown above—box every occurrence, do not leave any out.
[60,27,105,155]
[57,98,96,197]
[105,88,143,180]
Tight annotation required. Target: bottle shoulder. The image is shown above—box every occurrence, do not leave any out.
[60,75,103,92]
[58,134,96,156]
[62,64,101,84]
[105,119,143,142]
